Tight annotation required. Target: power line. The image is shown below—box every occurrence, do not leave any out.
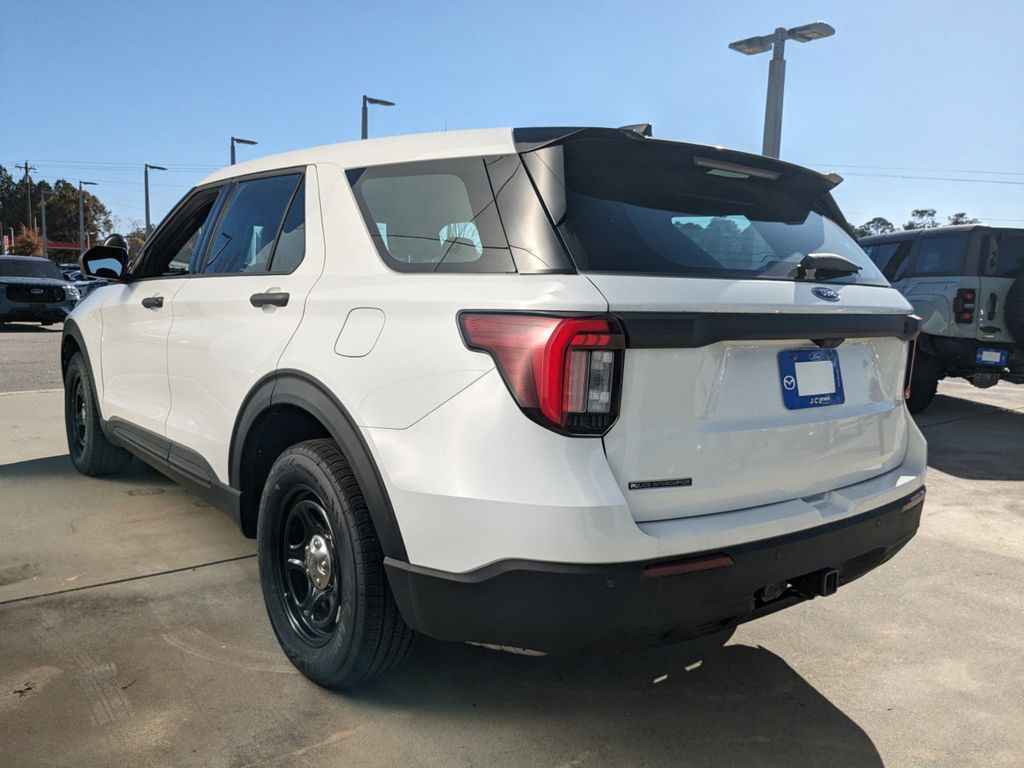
[802,162,1024,177]
[834,171,1024,186]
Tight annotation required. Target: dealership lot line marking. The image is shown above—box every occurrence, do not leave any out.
[0,554,256,607]
[0,388,63,397]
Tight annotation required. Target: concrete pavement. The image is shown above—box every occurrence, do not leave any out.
[0,356,1022,765]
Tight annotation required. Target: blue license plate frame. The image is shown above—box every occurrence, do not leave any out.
[975,348,1008,367]
[777,348,845,410]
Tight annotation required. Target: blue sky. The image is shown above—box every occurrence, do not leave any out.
[3,0,1022,232]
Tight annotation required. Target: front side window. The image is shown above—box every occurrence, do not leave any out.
[204,174,301,275]
[912,234,968,276]
[136,186,223,278]
[349,158,514,273]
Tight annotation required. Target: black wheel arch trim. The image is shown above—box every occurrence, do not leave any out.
[229,369,408,562]
[61,319,95,380]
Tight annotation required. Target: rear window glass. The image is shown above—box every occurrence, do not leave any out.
[349,158,515,273]
[0,258,64,279]
[912,234,967,276]
[527,136,887,285]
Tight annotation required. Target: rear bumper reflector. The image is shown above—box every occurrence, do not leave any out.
[641,553,734,579]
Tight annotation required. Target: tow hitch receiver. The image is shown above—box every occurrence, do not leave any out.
[794,568,840,597]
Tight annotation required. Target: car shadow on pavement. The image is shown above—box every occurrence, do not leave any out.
[0,453,164,483]
[353,637,883,768]
[915,394,1024,481]
[0,322,63,333]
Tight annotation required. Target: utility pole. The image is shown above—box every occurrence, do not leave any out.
[21,161,37,230]
[40,189,49,261]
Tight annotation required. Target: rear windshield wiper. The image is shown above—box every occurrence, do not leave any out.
[790,252,862,281]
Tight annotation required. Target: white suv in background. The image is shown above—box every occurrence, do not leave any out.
[63,126,927,687]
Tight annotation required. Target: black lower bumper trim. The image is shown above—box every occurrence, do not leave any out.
[385,487,925,654]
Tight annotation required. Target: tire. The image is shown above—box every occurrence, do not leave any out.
[63,352,133,476]
[907,352,942,414]
[1004,277,1024,346]
[257,439,417,688]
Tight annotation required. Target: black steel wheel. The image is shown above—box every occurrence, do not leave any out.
[63,352,132,476]
[257,439,417,688]
[275,487,342,646]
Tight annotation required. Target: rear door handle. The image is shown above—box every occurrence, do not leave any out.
[987,292,998,321]
[141,296,164,309]
[250,291,290,308]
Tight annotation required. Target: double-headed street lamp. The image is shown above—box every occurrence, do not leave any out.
[78,181,97,258]
[728,21,835,159]
[361,95,395,140]
[230,136,258,165]
[144,163,167,235]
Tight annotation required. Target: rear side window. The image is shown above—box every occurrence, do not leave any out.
[349,158,515,273]
[912,234,968,276]
[990,232,1024,277]
[269,183,306,273]
[204,174,301,275]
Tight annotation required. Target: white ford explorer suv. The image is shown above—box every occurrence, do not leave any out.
[63,126,927,687]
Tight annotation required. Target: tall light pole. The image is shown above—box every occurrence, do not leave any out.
[40,189,49,261]
[144,164,167,235]
[728,21,835,159]
[230,136,257,165]
[78,181,97,257]
[361,95,396,139]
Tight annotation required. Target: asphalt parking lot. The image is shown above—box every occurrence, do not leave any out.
[1,322,1022,767]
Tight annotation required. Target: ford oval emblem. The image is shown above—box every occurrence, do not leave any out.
[812,286,840,302]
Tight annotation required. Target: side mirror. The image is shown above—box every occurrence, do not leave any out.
[80,245,128,281]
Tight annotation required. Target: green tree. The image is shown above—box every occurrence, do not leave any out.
[947,212,980,225]
[35,179,113,245]
[0,164,113,253]
[853,217,895,238]
[904,209,939,230]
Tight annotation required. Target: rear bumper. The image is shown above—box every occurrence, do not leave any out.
[386,487,924,654]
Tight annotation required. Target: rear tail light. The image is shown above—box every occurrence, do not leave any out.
[953,289,976,324]
[459,313,625,435]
